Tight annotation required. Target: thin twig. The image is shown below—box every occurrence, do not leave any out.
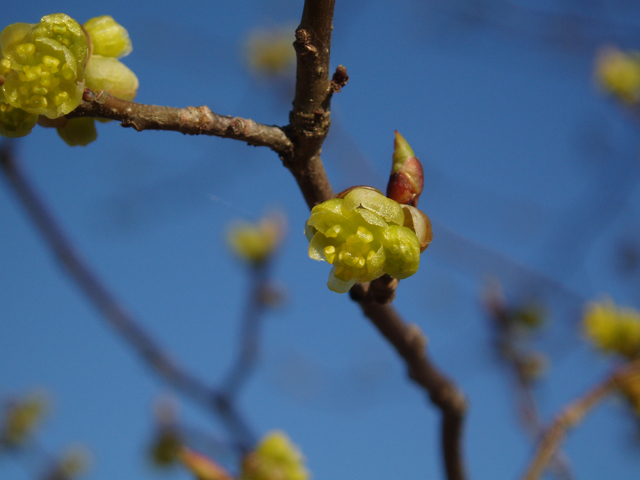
[70,89,293,158]
[219,264,270,398]
[0,143,254,451]
[521,357,640,480]
[350,284,468,480]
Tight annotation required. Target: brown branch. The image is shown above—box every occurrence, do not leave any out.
[285,0,337,208]
[521,357,640,480]
[0,143,254,451]
[350,283,468,480]
[70,89,293,158]
[284,2,468,479]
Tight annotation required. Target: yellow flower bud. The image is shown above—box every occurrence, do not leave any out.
[246,27,295,77]
[56,117,97,146]
[0,99,38,137]
[84,16,132,58]
[227,213,285,266]
[595,47,640,104]
[583,299,640,359]
[84,54,138,101]
[1,392,48,446]
[240,431,309,480]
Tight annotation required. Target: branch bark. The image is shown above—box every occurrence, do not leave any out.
[350,283,468,480]
[70,89,293,158]
[520,357,640,480]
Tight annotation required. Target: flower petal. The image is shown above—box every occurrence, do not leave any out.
[381,225,420,279]
[327,266,357,293]
[342,187,404,226]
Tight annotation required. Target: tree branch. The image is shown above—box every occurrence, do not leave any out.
[285,0,337,208]
[0,143,254,450]
[350,283,468,480]
[70,89,293,158]
[520,357,640,480]
[284,2,468,479]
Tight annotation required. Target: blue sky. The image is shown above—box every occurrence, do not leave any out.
[2,1,640,479]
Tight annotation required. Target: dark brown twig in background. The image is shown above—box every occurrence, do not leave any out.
[0,143,254,451]
[520,357,640,480]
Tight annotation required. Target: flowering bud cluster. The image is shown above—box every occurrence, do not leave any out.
[0,14,137,144]
[583,300,640,359]
[240,431,309,480]
[305,186,432,293]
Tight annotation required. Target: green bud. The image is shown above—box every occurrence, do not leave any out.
[0,100,38,137]
[56,117,97,146]
[84,55,138,101]
[84,16,132,58]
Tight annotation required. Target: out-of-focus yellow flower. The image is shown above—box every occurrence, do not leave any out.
[240,431,309,480]
[1,392,48,446]
[305,187,432,293]
[246,27,295,77]
[228,213,286,266]
[595,47,640,104]
[583,299,640,359]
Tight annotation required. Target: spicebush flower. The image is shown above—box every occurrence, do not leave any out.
[240,431,309,480]
[583,299,640,359]
[305,187,432,293]
[0,14,88,119]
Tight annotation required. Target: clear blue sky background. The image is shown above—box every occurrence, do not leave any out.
[2,1,640,479]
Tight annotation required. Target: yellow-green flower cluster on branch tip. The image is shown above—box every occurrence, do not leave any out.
[0,14,137,144]
[595,47,640,105]
[306,132,432,294]
[583,299,640,360]
[305,186,432,293]
[240,431,309,480]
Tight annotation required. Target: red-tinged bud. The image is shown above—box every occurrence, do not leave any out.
[386,131,424,207]
[180,448,232,480]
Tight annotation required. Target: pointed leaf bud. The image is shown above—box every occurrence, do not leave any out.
[387,131,424,207]
[84,55,138,101]
[84,16,132,59]
[56,117,97,146]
